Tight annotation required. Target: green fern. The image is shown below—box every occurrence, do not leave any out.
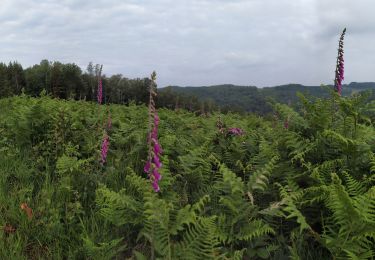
[278,183,311,234]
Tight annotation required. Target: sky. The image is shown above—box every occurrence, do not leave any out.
[0,0,374,87]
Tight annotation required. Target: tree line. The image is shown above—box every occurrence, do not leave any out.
[0,60,219,114]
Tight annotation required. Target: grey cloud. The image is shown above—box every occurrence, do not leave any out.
[0,0,374,87]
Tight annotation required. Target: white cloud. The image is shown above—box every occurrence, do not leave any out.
[0,0,374,86]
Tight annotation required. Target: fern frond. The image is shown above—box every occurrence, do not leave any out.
[174,217,220,260]
[278,184,310,233]
[96,186,143,226]
[342,171,367,196]
[82,236,126,260]
[235,219,274,242]
[248,155,279,192]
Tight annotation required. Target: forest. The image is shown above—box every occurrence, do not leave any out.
[0,60,217,115]
[164,82,375,114]
[3,59,375,116]
[1,29,375,259]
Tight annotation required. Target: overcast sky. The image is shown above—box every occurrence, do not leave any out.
[0,0,374,87]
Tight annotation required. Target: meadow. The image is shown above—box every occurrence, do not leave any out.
[1,28,375,260]
[1,86,375,259]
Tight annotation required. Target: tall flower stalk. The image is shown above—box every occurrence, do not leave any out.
[334,28,346,96]
[284,116,290,130]
[100,134,109,164]
[144,72,163,192]
[97,65,110,165]
[97,65,103,104]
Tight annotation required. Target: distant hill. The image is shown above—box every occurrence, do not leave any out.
[160,82,375,114]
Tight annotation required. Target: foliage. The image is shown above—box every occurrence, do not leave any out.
[2,60,375,115]
[0,90,375,259]
[164,83,375,114]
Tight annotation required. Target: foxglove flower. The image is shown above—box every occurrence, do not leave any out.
[152,153,161,168]
[152,181,160,192]
[144,161,151,173]
[101,135,109,164]
[144,72,163,192]
[154,142,162,154]
[228,127,244,136]
[153,169,162,181]
[334,28,346,96]
[97,79,102,104]
[96,66,111,166]
[284,117,289,129]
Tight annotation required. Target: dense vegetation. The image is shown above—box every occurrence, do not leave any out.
[164,82,375,114]
[1,88,375,259]
[0,60,217,114]
[2,59,375,116]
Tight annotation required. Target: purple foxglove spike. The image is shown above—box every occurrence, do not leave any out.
[97,78,103,104]
[153,155,161,168]
[101,135,109,164]
[153,169,162,181]
[334,28,346,96]
[154,142,162,155]
[152,181,160,192]
[144,160,151,173]
[146,72,163,192]
[154,113,160,126]
[151,127,158,139]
